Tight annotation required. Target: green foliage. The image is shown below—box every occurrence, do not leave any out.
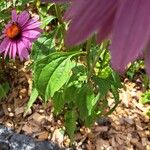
[53,91,65,114]
[32,40,122,139]
[141,91,150,117]
[127,60,144,79]
[24,88,38,115]
[146,110,150,117]
[41,15,56,29]
[34,51,83,100]
[31,33,56,61]
[65,111,77,141]
[141,91,150,104]
[0,82,9,100]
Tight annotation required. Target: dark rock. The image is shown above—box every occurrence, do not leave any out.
[0,141,10,150]
[96,117,111,127]
[35,141,60,150]
[9,134,35,150]
[0,125,13,140]
[0,110,5,118]
[99,131,110,140]
[0,125,62,150]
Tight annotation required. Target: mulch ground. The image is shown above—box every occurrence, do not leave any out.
[0,61,149,150]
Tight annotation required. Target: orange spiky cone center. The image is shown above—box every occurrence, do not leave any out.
[6,23,21,39]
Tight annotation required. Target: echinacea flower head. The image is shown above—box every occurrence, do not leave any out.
[43,0,150,76]
[0,10,42,60]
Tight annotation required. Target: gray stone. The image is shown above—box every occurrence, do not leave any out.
[0,141,10,150]
[35,141,60,150]
[0,125,62,150]
[9,134,35,150]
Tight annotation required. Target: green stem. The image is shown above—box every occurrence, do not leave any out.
[143,74,149,92]
[87,40,110,81]
[55,4,63,24]
[55,4,66,50]
[87,47,102,81]
[86,38,92,72]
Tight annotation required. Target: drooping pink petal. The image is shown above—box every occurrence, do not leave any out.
[18,11,30,27]
[12,41,17,59]
[23,22,41,30]
[65,0,118,46]
[12,10,18,22]
[9,43,13,58]
[4,41,11,58]
[21,38,32,49]
[26,16,40,26]
[22,29,42,39]
[17,40,26,61]
[21,48,29,60]
[0,38,10,53]
[110,0,150,73]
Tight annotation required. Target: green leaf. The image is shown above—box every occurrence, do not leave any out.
[85,111,99,127]
[141,91,150,104]
[76,84,99,119]
[106,85,120,115]
[146,110,150,116]
[63,85,78,102]
[41,15,56,28]
[111,85,120,103]
[31,33,56,61]
[53,91,65,115]
[0,82,9,100]
[110,71,122,88]
[65,111,76,141]
[93,76,110,99]
[0,1,11,11]
[34,52,82,100]
[86,87,94,115]
[76,85,89,119]
[25,88,38,114]
[86,87,98,116]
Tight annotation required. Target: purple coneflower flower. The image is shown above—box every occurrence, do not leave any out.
[43,0,150,75]
[0,10,42,60]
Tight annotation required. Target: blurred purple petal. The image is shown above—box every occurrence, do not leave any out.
[144,40,150,76]
[96,12,115,43]
[64,0,82,21]
[110,0,150,73]
[65,0,118,46]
